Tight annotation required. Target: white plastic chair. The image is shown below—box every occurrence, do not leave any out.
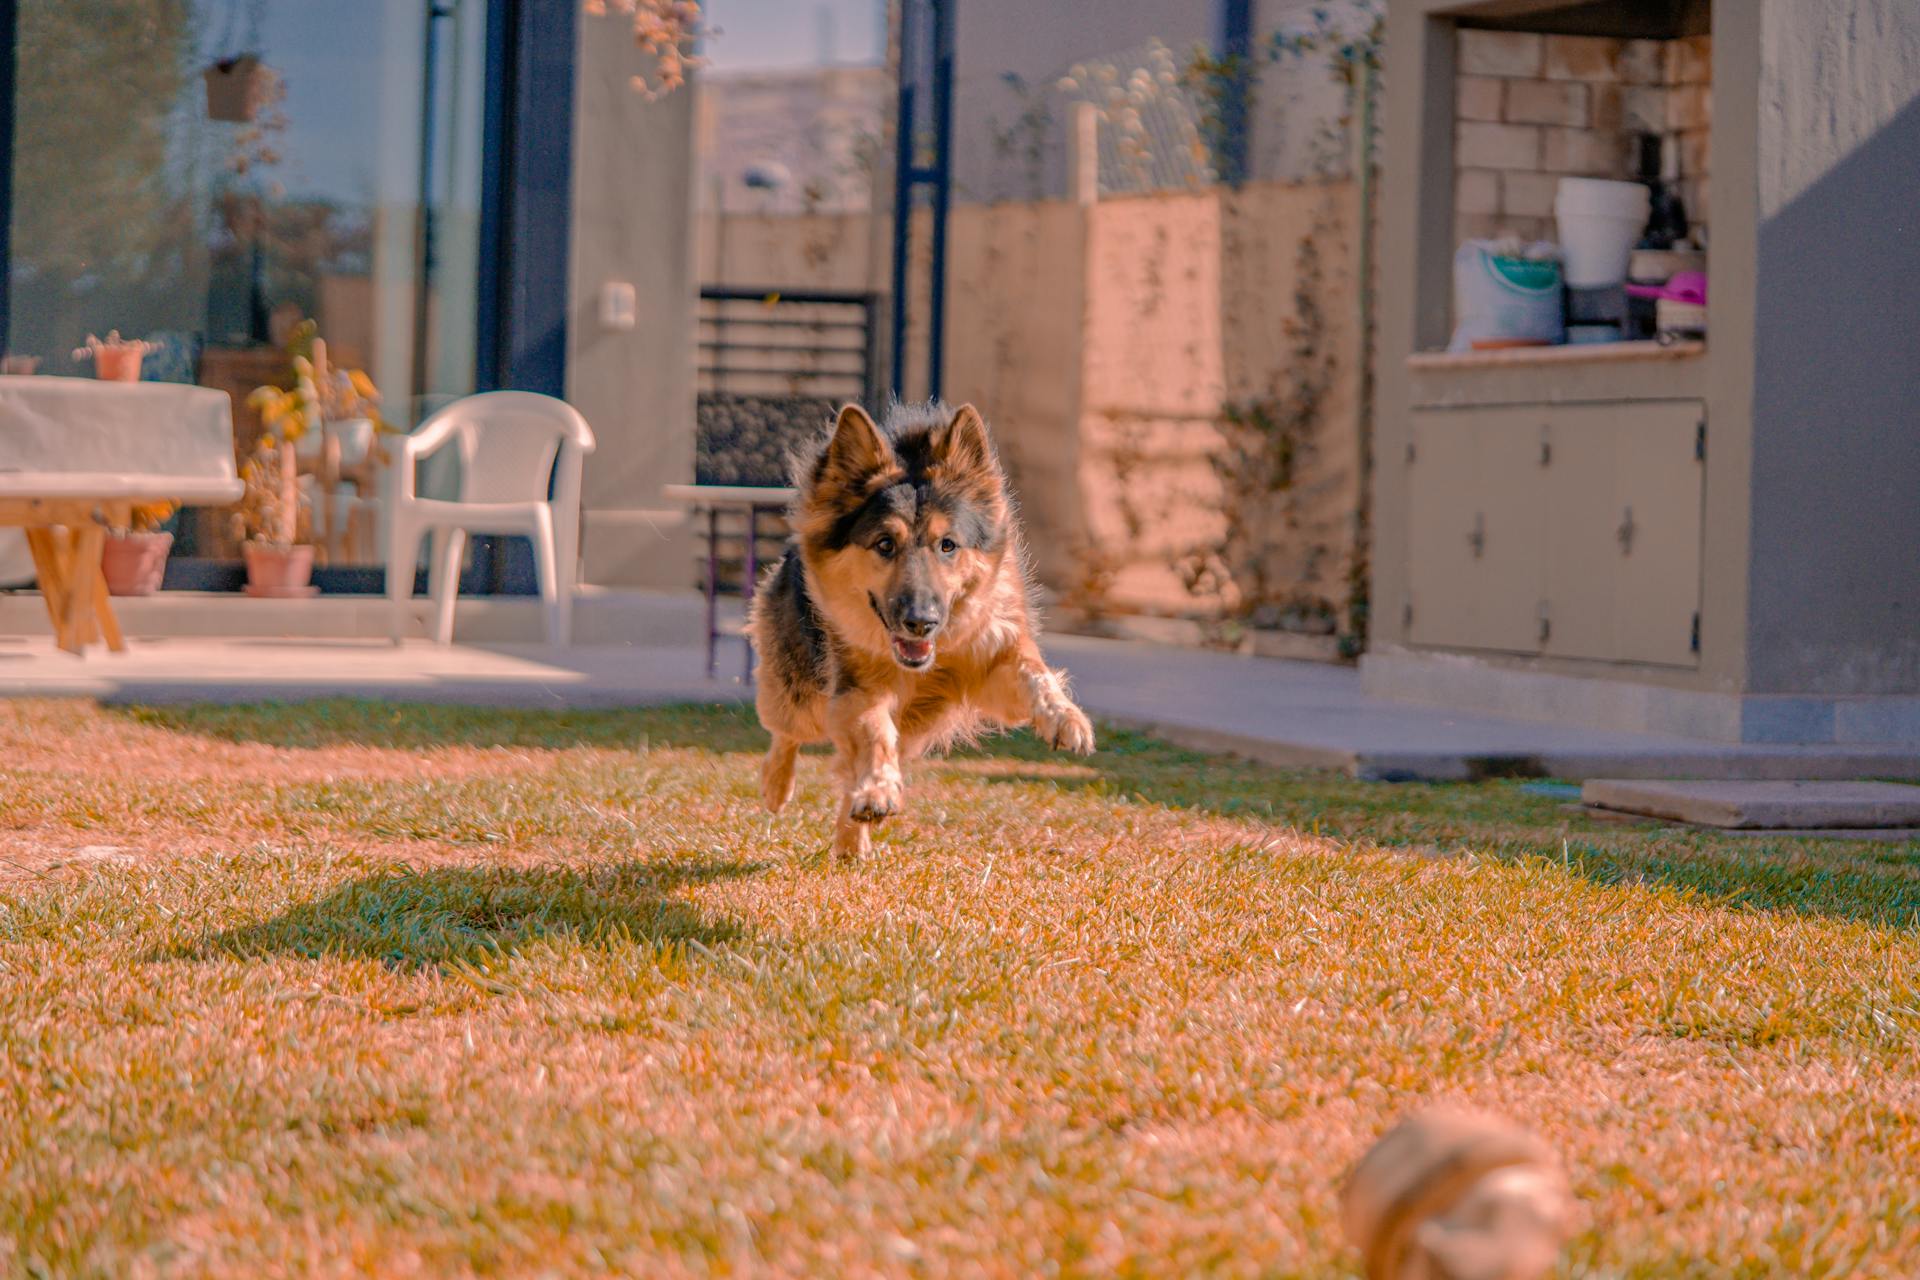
[387,391,596,646]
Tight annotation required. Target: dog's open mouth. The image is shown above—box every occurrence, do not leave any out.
[890,635,935,669]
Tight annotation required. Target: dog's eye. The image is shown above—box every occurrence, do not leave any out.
[874,536,895,558]
[938,537,958,556]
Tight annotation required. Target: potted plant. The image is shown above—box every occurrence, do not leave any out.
[203,53,272,122]
[243,322,389,592]
[250,321,390,464]
[73,331,155,382]
[102,502,177,597]
[232,435,315,597]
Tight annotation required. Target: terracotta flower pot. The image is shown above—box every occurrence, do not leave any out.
[244,543,317,598]
[204,55,269,122]
[102,531,173,597]
[92,347,144,381]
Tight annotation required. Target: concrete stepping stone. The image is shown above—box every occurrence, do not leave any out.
[1582,779,1920,830]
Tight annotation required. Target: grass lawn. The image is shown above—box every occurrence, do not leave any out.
[2,698,1916,1278]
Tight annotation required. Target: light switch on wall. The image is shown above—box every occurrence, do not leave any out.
[598,281,637,331]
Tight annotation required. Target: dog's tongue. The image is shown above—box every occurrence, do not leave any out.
[894,637,933,664]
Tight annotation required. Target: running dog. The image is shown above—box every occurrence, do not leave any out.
[747,401,1095,858]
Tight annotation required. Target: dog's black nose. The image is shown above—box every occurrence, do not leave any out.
[900,604,941,636]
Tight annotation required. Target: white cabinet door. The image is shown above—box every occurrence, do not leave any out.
[1407,409,1545,655]
[1407,401,1703,666]
[1613,404,1705,666]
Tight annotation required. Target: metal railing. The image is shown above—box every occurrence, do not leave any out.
[697,286,880,406]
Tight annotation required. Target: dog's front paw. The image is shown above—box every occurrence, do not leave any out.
[1035,700,1096,755]
[847,771,904,823]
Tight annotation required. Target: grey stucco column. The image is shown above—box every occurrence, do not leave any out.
[568,19,699,588]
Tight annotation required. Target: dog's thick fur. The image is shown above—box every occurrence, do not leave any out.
[747,401,1094,857]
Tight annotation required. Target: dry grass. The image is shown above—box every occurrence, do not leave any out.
[1,698,1916,1279]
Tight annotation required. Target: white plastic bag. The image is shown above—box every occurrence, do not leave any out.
[1448,239,1564,351]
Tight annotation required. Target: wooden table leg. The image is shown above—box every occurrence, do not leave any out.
[91,568,126,653]
[93,504,129,653]
[64,525,107,653]
[23,528,73,652]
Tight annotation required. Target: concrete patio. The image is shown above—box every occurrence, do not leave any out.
[5,588,1920,782]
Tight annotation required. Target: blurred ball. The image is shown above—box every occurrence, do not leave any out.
[1340,1107,1575,1280]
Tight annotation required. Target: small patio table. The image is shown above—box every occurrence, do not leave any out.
[0,376,242,655]
[662,483,795,680]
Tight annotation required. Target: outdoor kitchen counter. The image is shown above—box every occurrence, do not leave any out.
[1405,340,1708,409]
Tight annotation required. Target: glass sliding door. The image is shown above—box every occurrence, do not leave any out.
[4,0,490,586]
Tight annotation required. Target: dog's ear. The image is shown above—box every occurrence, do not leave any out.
[821,403,893,481]
[933,403,994,474]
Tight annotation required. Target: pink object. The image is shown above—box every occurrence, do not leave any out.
[91,346,144,381]
[1627,270,1707,304]
[102,531,172,596]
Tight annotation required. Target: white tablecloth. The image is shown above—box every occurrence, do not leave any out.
[0,375,242,584]
[0,375,241,502]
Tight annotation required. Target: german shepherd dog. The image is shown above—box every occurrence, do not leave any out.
[748,401,1095,858]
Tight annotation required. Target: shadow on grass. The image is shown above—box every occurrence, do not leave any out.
[123,701,1919,931]
[114,699,774,755]
[956,730,1920,932]
[175,857,759,969]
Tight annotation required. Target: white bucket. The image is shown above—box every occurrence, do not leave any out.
[1555,178,1650,288]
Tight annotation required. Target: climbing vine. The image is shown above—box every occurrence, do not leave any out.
[1178,196,1342,641]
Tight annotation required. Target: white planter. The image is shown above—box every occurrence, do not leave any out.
[1555,178,1650,288]
[293,417,375,468]
[330,417,375,467]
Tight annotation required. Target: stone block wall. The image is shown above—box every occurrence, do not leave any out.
[1453,29,1712,246]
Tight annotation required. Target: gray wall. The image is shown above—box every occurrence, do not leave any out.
[568,19,699,587]
[1746,0,1920,693]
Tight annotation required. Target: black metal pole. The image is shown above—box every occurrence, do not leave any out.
[412,2,453,403]
[0,0,17,352]
[1216,0,1253,187]
[887,0,916,399]
[925,0,953,401]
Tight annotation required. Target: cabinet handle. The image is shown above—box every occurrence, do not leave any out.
[1468,512,1486,559]
[1617,505,1637,554]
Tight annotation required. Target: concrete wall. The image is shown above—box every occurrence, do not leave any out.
[568,21,699,587]
[942,201,1091,592]
[1075,183,1363,622]
[1746,0,1920,694]
[697,211,890,293]
[938,180,1364,630]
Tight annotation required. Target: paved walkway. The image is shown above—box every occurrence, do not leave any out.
[4,623,1919,781]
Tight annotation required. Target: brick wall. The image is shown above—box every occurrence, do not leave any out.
[1453,29,1712,247]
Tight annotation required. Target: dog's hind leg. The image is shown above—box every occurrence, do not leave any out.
[760,733,801,813]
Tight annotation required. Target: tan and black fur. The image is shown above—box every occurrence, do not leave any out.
[747,400,1094,858]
